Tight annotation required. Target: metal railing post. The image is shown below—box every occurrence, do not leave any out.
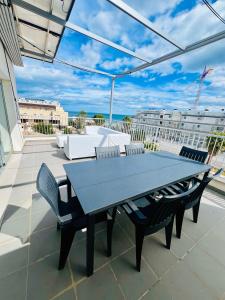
[109,78,115,125]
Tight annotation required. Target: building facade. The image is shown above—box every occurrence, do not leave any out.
[18,98,68,127]
[134,109,225,133]
[0,40,23,168]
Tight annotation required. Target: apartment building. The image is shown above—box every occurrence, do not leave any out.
[134,109,225,133]
[18,98,68,126]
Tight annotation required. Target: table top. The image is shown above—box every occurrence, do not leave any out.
[64,151,211,215]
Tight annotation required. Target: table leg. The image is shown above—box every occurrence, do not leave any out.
[86,214,95,277]
[67,176,71,200]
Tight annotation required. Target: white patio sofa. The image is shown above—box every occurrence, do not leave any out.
[56,134,68,148]
[63,126,131,160]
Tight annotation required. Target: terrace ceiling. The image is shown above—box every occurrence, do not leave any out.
[11,0,74,63]
[1,0,225,76]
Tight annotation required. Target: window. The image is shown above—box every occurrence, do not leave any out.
[197,125,200,128]
[160,115,163,119]
[49,120,59,124]
[0,81,12,166]
[183,116,187,119]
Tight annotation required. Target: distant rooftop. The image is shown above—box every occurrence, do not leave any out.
[136,109,225,116]
[18,97,60,107]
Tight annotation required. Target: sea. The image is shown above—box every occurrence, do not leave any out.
[68,111,132,121]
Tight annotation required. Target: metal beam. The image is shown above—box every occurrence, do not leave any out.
[14,18,60,37]
[116,29,225,77]
[20,48,53,61]
[55,58,115,77]
[109,78,115,124]
[12,0,151,63]
[18,35,115,77]
[66,22,151,63]
[11,0,65,25]
[107,0,185,50]
[44,0,54,55]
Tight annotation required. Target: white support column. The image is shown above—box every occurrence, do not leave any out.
[109,78,115,124]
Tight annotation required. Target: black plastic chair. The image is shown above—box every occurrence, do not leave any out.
[125,143,145,156]
[95,145,120,160]
[179,146,208,163]
[157,168,223,238]
[36,163,114,270]
[95,145,120,255]
[173,146,209,189]
[175,168,223,238]
[122,183,200,271]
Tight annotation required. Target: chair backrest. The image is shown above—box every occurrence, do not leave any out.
[148,182,201,227]
[36,163,60,218]
[125,143,145,156]
[179,146,208,163]
[95,145,120,160]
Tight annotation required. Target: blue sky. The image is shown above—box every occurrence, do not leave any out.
[15,0,225,115]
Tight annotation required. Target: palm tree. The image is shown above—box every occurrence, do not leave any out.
[93,114,105,125]
[76,111,87,130]
[123,116,132,124]
[78,110,87,118]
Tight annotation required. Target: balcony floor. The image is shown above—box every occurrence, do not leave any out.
[1,139,225,300]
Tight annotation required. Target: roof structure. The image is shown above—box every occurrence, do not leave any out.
[1,0,225,121]
[11,0,75,63]
[1,0,223,78]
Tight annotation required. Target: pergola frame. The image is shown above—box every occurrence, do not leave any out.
[11,0,225,122]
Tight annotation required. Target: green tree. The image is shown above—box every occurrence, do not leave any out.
[93,114,105,125]
[76,111,87,130]
[123,116,132,124]
[144,141,159,151]
[78,110,87,117]
[33,123,53,135]
[206,132,225,162]
[63,127,72,134]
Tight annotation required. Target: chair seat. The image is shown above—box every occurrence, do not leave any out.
[59,196,107,229]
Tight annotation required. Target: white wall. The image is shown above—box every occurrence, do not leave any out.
[0,41,23,152]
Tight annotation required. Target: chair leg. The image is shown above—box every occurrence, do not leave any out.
[67,178,72,201]
[107,207,117,257]
[165,216,174,249]
[176,208,185,239]
[193,201,200,223]
[57,222,60,231]
[58,227,76,270]
[135,226,144,272]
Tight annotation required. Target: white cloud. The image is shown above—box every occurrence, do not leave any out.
[124,0,182,17]
[15,0,225,114]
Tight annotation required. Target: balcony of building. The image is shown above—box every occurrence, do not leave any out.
[0,138,225,300]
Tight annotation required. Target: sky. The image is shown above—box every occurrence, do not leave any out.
[15,0,225,116]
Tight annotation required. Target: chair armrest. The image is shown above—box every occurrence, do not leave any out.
[125,200,147,220]
[58,213,73,226]
[57,178,68,187]
[207,168,223,180]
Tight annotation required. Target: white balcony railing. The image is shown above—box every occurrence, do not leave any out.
[19,116,225,171]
